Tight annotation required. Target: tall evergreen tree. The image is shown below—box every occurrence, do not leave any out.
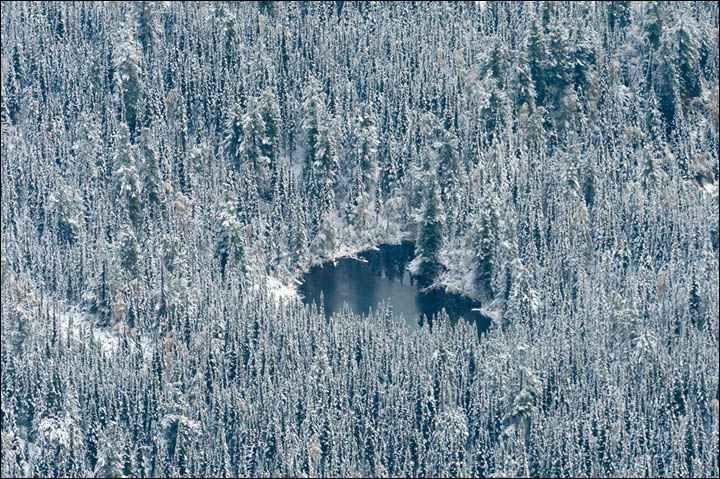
[94,421,128,479]
[138,127,161,210]
[113,17,144,137]
[417,179,443,288]
[242,88,281,199]
[302,77,339,215]
[356,102,380,204]
[607,1,632,35]
[113,124,143,230]
[117,224,140,281]
[526,17,548,108]
[214,190,245,281]
[472,192,499,297]
[654,27,680,135]
[675,13,702,104]
[221,102,245,172]
[49,185,82,246]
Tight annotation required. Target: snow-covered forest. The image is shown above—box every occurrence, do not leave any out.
[1,1,718,477]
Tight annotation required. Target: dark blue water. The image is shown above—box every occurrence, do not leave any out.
[299,243,490,336]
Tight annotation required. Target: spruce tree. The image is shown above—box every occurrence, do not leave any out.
[94,421,128,479]
[214,190,245,281]
[117,225,140,281]
[50,185,81,245]
[302,77,339,209]
[473,194,499,296]
[418,180,443,288]
[113,124,143,230]
[526,17,548,108]
[655,26,680,134]
[675,13,702,104]
[112,17,144,137]
[221,103,245,172]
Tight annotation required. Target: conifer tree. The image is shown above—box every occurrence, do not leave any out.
[526,17,548,108]
[214,190,245,281]
[302,77,339,210]
[418,179,443,288]
[654,28,680,134]
[675,13,702,104]
[221,103,245,172]
[113,18,144,137]
[472,193,499,297]
[113,124,143,230]
[437,124,460,207]
[645,2,664,50]
[117,224,140,281]
[504,258,539,326]
[136,1,161,58]
[608,1,632,35]
[356,102,380,203]
[242,89,281,199]
[138,127,161,210]
[94,421,128,479]
[49,185,82,246]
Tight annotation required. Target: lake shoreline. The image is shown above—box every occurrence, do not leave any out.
[298,242,491,337]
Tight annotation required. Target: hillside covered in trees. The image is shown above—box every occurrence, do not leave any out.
[1,1,718,477]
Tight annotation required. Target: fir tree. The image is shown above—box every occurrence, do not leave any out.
[221,102,245,172]
[607,1,632,35]
[112,17,144,137]
[302,77,339,210]
[645,1,665,50]
[473,193,499,297]
[117,225,140,281]
[214,190,245,281]
[94,421,128,479]
[526,17,548,108]
[655,27,680,134]
[675,13,702,104]
[49,185,82,246]
[437,124,461,207]
[138,127,161,210]
[136,1,161,57]
[418,180,443,288]
[356,102,380,203]
[113,124,143,230]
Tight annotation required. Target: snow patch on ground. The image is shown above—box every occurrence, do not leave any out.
[437,240,481,300]
[477,297,503,326]
[266,276,299,302]
[54,304,153,363]
[700,180,718,196]
[56,307,121,355]
[328,241,377,264]
[407,255,422,276]
[439,268,478,298]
